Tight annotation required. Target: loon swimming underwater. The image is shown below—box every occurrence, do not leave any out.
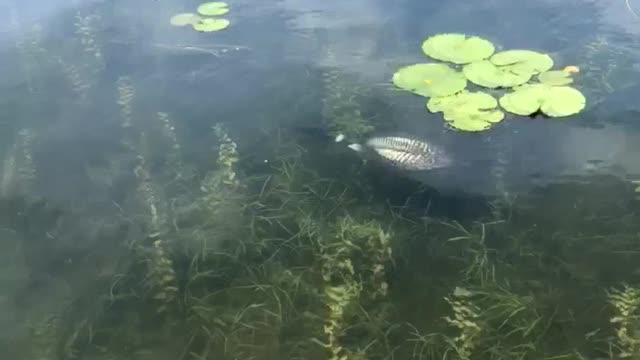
[339,135,453,171]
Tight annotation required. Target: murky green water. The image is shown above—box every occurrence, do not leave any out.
[1,0,640,359]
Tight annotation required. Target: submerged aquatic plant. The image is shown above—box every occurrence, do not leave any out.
[7,5,39,96]
[26,314,62,360]
[1,128,38,196]
[632,180,640,201]
[16,129,37,185]
[313,216,395,360]
[156,112,184,176]
[313,217,362,360]
[213,123,240,188]
[13,14,638,357]
[74,12,104,65]
[316,283,362,360]
[444,287,483,360]
[116,76,135,131]
[321,68,375,141]
[71,11,105,98]
[608,285,640,358]
[146,238,179,314]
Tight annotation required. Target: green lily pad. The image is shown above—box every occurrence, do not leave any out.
[499,84,586,117]
[197,2,230,16]
[422,33,495,64]
[192,18,230,32]
[170,13,200,26]
[463,60,531,88]
[427,91,504,132]
[392,63,467,97]
[540,87,586,117]
[499,85,543,115]
[490,50,553,76]
[538,70,573,86]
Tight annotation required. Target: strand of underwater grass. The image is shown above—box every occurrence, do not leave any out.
[626,0,640,18]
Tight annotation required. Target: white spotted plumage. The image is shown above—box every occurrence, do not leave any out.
[349,136,452,170]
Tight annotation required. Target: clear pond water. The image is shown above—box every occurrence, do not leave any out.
[1,0,640,359]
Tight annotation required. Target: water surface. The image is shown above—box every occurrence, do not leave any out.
[1,0,640,359]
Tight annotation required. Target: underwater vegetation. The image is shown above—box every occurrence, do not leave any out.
[321,67,377,143]
[6,96,640,360]
[393,33,586,132]
[2,4,640,360]
[170,2,231,32]
[632,180,640,201]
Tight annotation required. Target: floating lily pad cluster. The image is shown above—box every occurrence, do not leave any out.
[392,33,586,132]
[170,2,231,32]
